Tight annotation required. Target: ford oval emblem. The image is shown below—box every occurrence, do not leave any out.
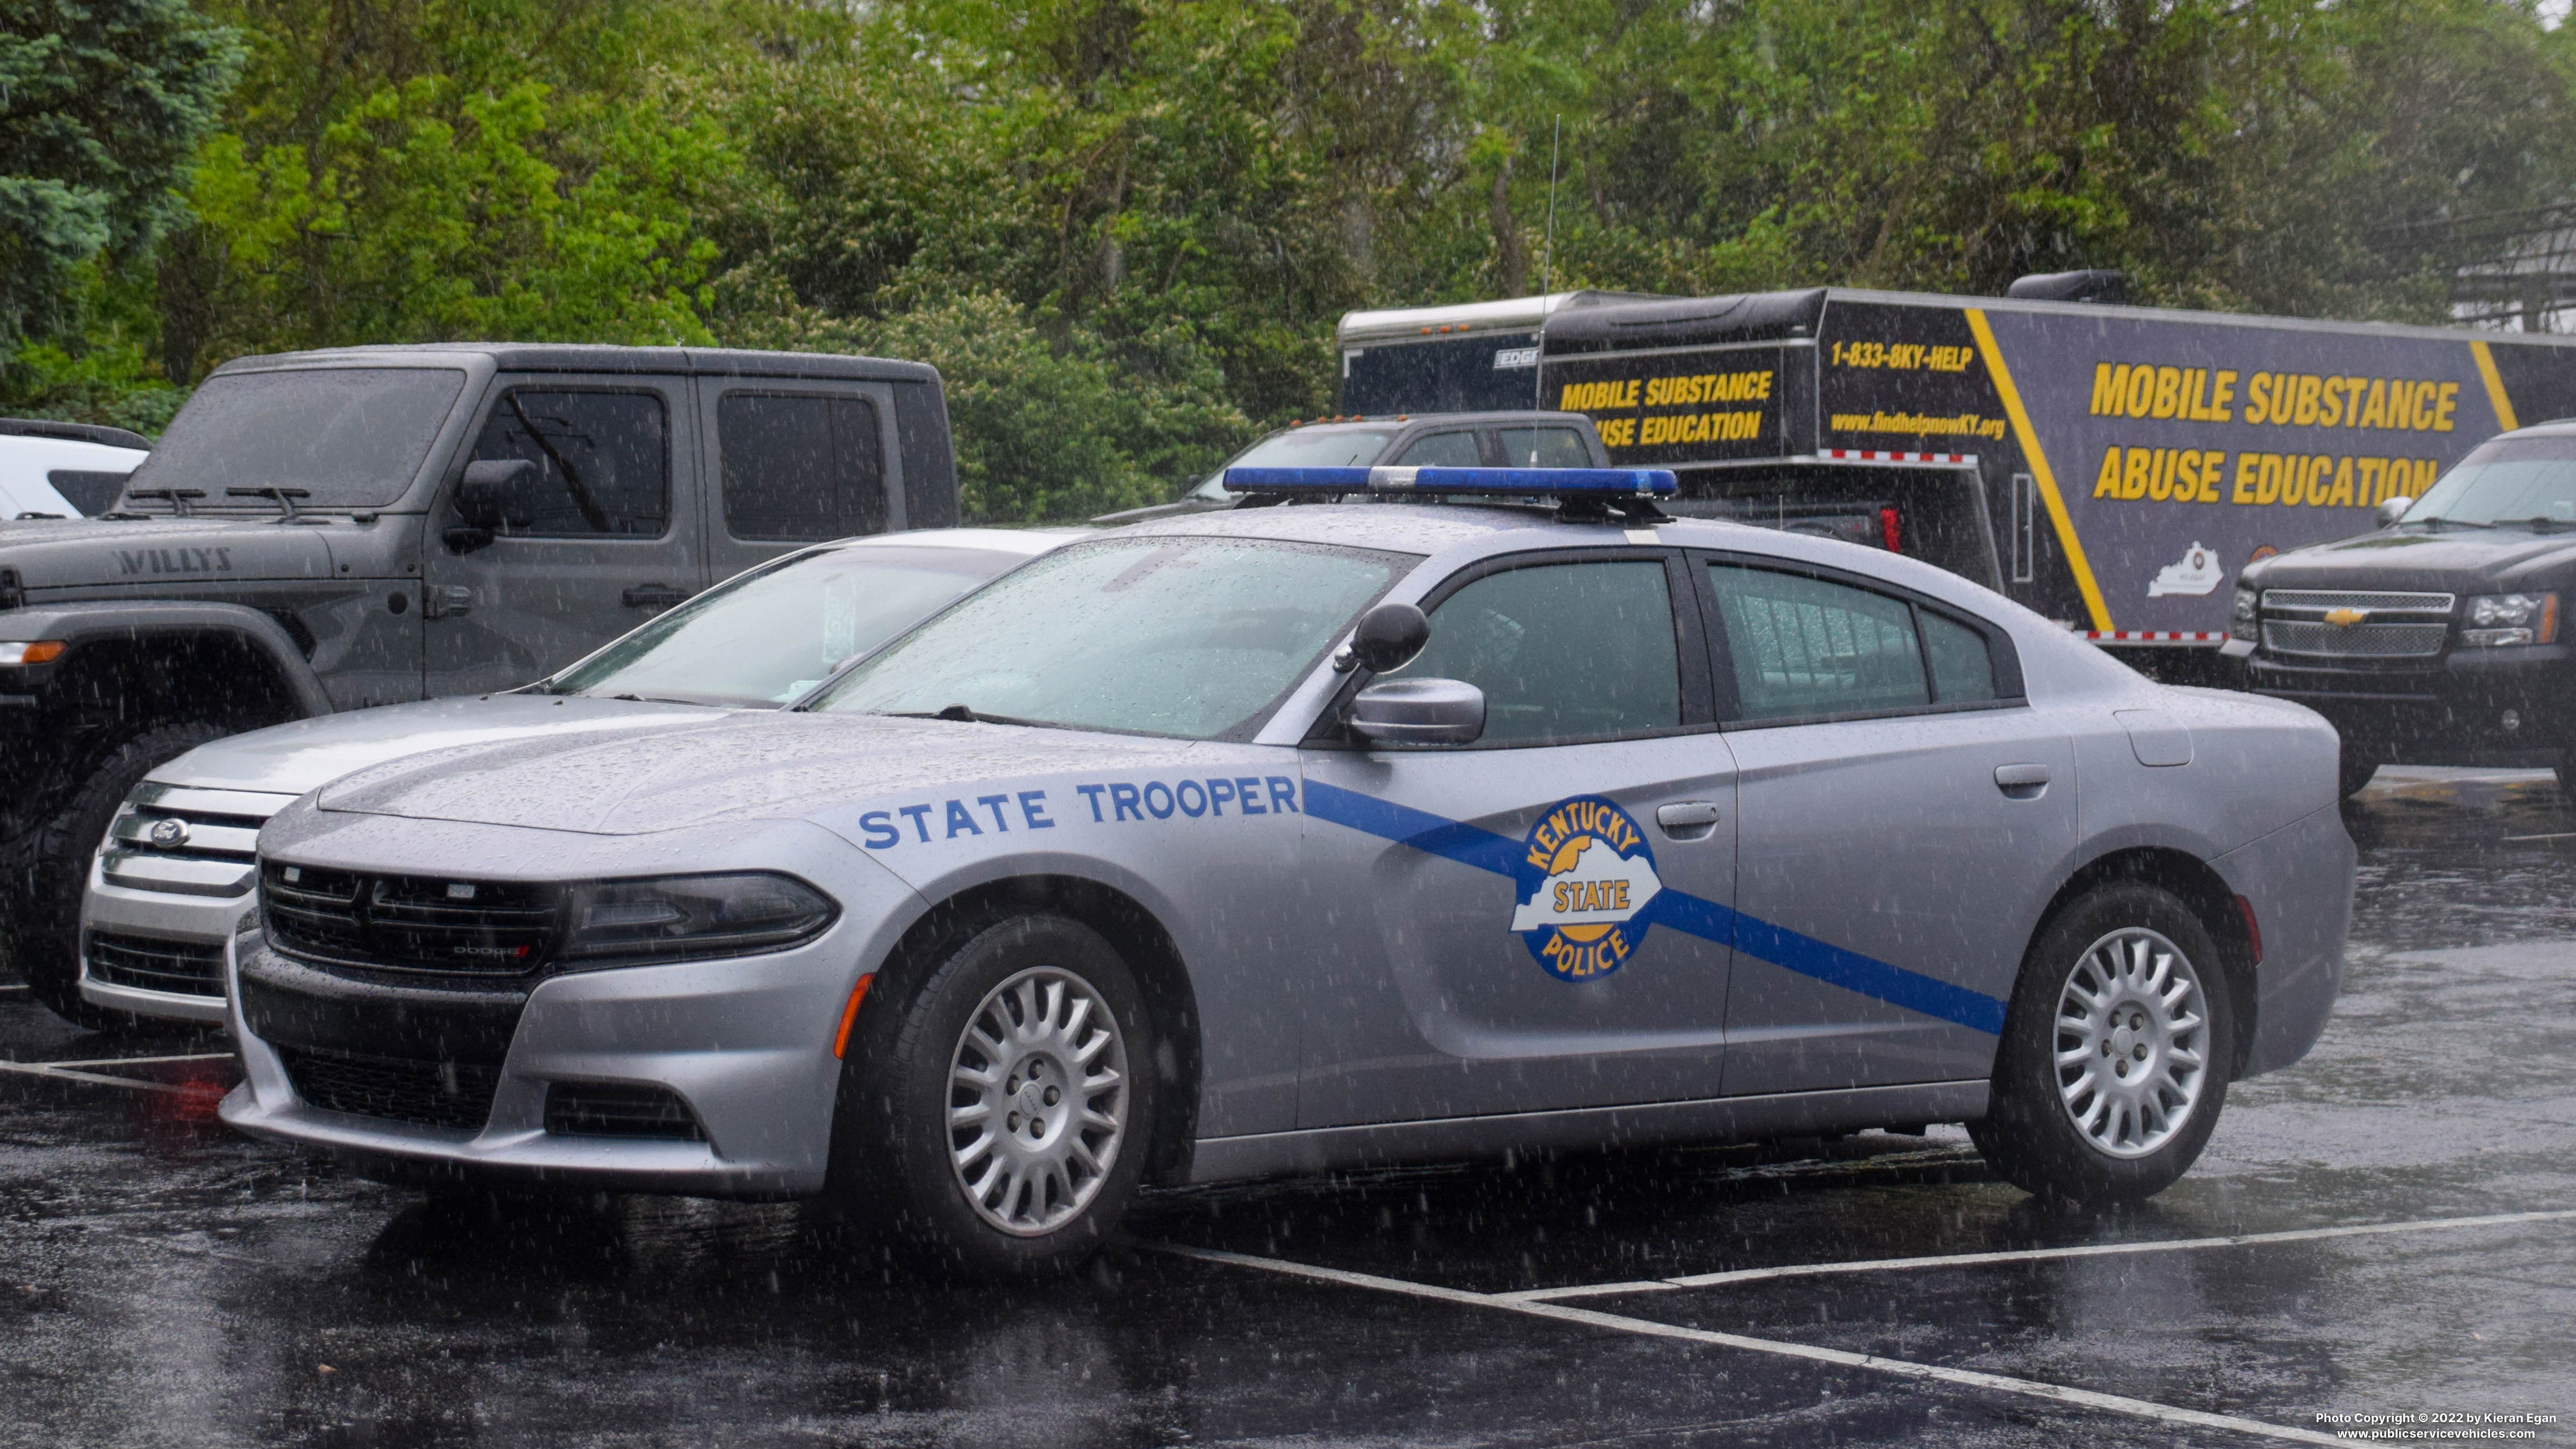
[146,817,189,849]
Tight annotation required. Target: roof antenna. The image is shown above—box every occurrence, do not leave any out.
[1535,114,1561,412]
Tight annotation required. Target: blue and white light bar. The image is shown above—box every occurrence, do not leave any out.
[1223,465,1677,497]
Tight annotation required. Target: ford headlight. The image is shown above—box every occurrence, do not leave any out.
[557,873,838,965]
[2231,586,2257,641]
[2459,592,2558,648]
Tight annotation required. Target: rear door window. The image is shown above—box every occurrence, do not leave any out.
[467,390,669,537]
[718,392,888,542]
[1392,431,1484,468]
[1707,565,1928,720]
[1706,562,2011,721]
[1498,427,1591,468]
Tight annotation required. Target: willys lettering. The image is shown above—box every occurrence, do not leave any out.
[115,547,235,577]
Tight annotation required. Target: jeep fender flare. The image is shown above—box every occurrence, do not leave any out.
[1,600,334,719]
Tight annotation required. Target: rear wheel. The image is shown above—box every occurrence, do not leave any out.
[1971,882,2235,1209]
[826,913,1154,1278]
[3,721,231,1030]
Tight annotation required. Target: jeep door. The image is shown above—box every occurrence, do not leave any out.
[693,376,912,585]
[423,376,707,697]
[1296,549,1742,1126]
[1696,554,2075,1096]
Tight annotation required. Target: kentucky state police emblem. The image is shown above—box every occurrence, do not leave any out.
[1512,795,1663,981]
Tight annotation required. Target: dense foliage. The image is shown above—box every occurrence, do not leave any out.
[6,0,2575,518]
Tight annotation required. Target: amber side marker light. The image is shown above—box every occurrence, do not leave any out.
[0,641,66,666]
[832,972,876,1058]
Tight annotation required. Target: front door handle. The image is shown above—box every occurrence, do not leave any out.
[1994,763,2051,798]
[423,585,473,619]
[622,583,690,611]
[1656,800,1723,838]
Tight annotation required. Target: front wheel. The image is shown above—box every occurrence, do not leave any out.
[4,721,232,1030]
[1970,882,2235,1209]
[826,914,1155,1278]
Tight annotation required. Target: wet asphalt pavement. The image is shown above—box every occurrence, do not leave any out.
[3,769,2571,1447]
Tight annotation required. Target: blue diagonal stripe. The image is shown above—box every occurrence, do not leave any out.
[1300,777,2003,1035]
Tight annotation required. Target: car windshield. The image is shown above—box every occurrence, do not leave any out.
[542,544,1042,706]
[2401,437,2576,528]
[1188,427,1398,502]
[813,535,1410,738]
[120,368,468,511]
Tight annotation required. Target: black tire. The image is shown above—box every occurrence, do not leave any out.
[1970,881,2235,1210]
[2337,749,2379,800]
[2556,750,2573,796]
[825,913,1156,1278]
[2,721,232,1030]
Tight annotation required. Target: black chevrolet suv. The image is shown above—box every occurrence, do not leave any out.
[2236,421,2576,797]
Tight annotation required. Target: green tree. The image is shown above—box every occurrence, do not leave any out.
[0,0,238,368]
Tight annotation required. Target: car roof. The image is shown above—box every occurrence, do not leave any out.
[831,527,1088,557]
[209,344,940,385]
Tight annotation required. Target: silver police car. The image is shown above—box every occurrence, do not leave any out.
[222,467,2352,1275]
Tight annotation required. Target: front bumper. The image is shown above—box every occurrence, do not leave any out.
[2247,645,2574,762]
[77,785,297,1025]
[218,924,867,1196]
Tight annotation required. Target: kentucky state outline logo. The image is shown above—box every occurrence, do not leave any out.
[1512,795,1663,981]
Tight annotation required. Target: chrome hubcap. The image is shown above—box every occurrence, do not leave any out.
[2053,927,2209,1159]
[947,966,1128,1236]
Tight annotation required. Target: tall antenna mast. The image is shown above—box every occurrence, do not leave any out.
[1535,114,1561,408]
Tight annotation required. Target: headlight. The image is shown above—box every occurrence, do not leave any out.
[557,872,838,965]
[2231,586,2258,641]
[2459,592,2559,648]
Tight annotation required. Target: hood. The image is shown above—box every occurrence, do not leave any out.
[147,694,729,797]
[315,711,1214,835]
[2248,527,2576,595]
[0,515,338,589]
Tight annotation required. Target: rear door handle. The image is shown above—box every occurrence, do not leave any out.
[1656,801,1723,837]
[1994,763,2051,797]
[622,583,690,611]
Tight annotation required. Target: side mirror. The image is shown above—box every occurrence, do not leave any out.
[1334,601,1430,674]
[448,458,542,552]
[1349,677,1485,747]
[2377,494,2414,528]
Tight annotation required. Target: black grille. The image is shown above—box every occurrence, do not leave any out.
[85,931,226,999]
[263,862,562,977]
[545,1082,705,1140]
[276,1045,502,1131]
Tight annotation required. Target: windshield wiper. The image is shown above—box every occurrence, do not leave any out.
[126,487,204,517]
[883,704,1067,730]
[226,485,309,520]
[2505,516,2574,533]
[2412,515,2494,530]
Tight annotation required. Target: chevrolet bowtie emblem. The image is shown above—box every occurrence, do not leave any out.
[2323,607,2370,627]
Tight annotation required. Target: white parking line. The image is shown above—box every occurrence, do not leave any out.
[1147,1242,2345,1446]
[1498,1208,2576,1302]
[0,1059,185,1094]
[42,1052,235,1070]
[0,982,28,995]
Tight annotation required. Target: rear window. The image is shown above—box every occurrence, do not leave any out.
[123,368,466,511]
[720,393,888,541]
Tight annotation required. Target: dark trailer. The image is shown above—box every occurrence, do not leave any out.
[1345,285,2576,667]
[1337,291,1662,417]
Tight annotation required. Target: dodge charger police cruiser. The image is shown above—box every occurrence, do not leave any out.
[221,468,2353,1275]
[81,529,1075,1027]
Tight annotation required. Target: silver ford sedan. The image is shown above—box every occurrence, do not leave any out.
[222,469,2353,1276]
